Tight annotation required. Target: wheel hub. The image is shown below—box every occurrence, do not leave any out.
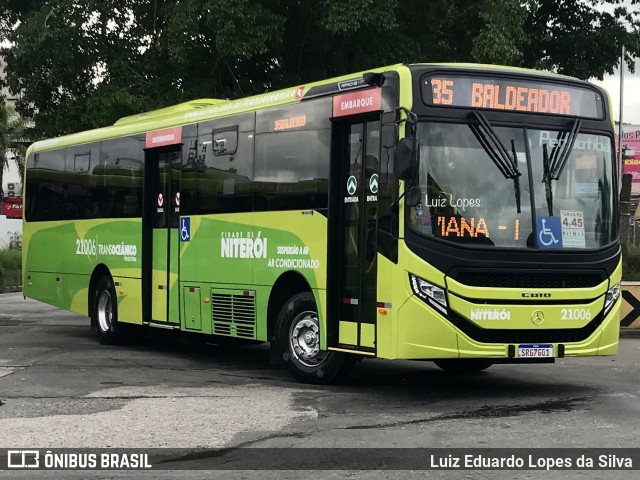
[289,311,328,367]
[97,290,113,333]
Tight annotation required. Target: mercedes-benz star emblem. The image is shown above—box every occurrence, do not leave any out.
[531,310,545,326]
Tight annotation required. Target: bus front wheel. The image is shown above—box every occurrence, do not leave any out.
[277,292,355,384]
[434,359,493,374]
[91,276,125,345]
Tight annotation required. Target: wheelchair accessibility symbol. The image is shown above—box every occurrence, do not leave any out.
[536,216,562,249]
[180,217,191,242]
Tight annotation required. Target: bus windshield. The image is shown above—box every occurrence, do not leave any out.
[408,121,616,249]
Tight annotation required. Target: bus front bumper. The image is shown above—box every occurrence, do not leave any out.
[388,294,621,361]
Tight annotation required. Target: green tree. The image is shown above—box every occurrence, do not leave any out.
[0,0,639,139]
[522,0,640,79]
[0,102,28,196]
[0,0,286,135]
[472,0,527,65]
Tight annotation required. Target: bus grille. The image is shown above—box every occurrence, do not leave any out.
[452,271,603,289]
[211,290,256,339]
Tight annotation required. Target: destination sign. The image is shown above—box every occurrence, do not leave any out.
[422,75,603,118]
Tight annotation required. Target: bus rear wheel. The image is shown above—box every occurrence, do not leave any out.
[91,276,125,345]
[277,292,355,384]
[434,359,493,374]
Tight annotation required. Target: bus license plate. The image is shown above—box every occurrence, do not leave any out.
[518,344,553,358]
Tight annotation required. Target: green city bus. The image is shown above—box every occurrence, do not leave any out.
[23,63,621,383]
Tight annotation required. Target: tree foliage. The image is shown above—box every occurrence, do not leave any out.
[0,0,639,138]
[523,0,640,79]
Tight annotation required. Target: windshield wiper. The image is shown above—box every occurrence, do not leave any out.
[510,139,522,213]
[551,118,582,181]
[470,111,522,213]
[541,118,582,216]
[542,143,554,217]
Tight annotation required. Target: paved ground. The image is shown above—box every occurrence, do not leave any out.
[1,292,639,479]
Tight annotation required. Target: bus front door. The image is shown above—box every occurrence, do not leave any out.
[143,147,181,324]
[328,118,381,354]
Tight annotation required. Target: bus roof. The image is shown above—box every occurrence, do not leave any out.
[26,63,594,156]
[410,62,578,80]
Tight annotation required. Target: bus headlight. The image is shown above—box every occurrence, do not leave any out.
[409,274,448,315]
[604,282,621,315]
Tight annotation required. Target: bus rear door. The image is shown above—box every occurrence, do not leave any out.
[143,128,182,324]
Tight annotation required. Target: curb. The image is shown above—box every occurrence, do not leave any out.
[0,286,22,294]
[620,328,640,339]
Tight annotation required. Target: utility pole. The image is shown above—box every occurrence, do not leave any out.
[619,45,625,183]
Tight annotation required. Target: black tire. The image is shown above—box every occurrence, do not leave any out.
[434,359,493,374]
[276,292,355,384]
[91,275,126,345]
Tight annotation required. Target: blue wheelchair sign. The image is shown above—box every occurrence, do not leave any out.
[180,217,191,242]
[536,216,562,249]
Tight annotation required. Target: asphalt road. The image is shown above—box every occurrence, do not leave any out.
[1,292,639,479]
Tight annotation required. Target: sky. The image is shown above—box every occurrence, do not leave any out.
[591,61,640,126]
[590,0,640,125]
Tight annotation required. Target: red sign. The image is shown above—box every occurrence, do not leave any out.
[333,88,382,117]
[145,127,183,149]
[157,193,164,207]
[2,196,23,219]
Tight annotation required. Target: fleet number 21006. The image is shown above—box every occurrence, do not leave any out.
[560,308,591,320]
[76,239,97,255]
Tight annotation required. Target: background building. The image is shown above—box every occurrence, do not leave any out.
[618,124,640,194]
[0,55,18,106]
[1,55,23,248]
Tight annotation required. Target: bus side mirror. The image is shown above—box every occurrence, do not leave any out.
[394,138,413,179]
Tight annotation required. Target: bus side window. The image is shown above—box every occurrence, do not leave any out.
[253,99,331,211]
[120,145,144,218]
[99,137,145,218]
[180,129,199,216]
[64,146,97,220]
[377,113,398,255]
[25,153,38,221]
[197,114,254,214]
[29,149,65,221]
